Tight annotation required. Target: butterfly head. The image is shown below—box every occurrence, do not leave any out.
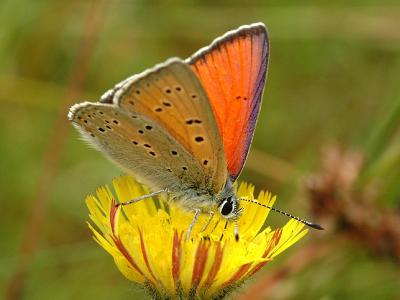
[216,180,242,220]
[218,195,241,219]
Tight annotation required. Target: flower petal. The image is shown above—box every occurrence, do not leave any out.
[85,176,308,299]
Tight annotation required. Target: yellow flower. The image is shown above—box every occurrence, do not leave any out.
[86,176,308,299]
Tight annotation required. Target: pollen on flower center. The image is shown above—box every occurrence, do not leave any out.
[86,176,308,299]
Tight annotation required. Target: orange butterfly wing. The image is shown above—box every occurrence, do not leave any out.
[187,23,269,181]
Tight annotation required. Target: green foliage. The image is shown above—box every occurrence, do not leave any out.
[1,1,399,299]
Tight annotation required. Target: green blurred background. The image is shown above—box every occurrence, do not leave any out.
[1,1,399,299]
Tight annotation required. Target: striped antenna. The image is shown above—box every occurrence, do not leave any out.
[239,198,324,230]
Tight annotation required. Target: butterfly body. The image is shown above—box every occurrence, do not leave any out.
[69,23,268,222]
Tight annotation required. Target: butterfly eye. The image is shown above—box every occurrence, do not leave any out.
[219,197,235,217]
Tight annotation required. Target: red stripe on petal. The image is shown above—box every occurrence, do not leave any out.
[191,240,211,287]
[113,236,145,276]
[263,229,282,258]
[110,198,119,235]
[203,242,224,287]
[109,201,146,277]
[246,261,269,277]
[138,227,159,284]
[221,263,252,288]
[246,228,283,277]
[172,230,184,285]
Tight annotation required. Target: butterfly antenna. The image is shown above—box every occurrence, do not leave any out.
[239,198,324,230]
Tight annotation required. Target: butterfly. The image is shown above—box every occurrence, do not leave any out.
[69,23,321,240]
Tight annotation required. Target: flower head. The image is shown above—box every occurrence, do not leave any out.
[86,176,308,299]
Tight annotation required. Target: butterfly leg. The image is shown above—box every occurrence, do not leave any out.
[199,211,214,233]
[116,189,168,207]
[219,220,229,241]
[234,220,239,242]
[186,208,201,241]
[218,221,239,242]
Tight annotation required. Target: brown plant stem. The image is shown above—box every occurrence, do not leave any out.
[5,2,108,299]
